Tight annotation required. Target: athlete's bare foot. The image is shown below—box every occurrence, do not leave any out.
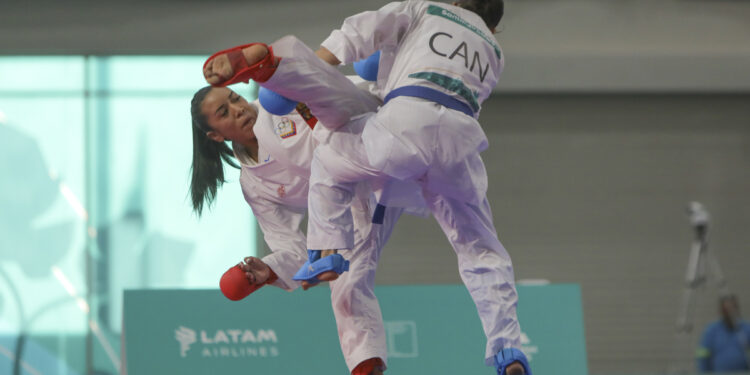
[239,256,271,285]
[505,361,525,375]
[300,249,340,290]
[203,44,270,85]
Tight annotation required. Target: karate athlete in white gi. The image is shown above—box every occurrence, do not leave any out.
[201,1,530,374]
[189,86,401,374]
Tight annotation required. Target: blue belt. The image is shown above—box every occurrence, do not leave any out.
[383,85,474,117]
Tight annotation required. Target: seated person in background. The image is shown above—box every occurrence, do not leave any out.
[697,295,750,373]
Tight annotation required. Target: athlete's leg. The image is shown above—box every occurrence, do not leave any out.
[204,36,380,129]
[307,115,384,251]
[292,114,387,286]
[264,36,381,128]
[422,190,522,367]
[330,185,402,372]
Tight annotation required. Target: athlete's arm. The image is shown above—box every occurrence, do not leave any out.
[315,46,341,66]
[320,1,417,65]
[245,195,308,291]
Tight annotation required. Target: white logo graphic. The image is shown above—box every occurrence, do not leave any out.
[175,326,280,359]
[175,326,197,357]
[385,321,418,358]
[520,332,539,361]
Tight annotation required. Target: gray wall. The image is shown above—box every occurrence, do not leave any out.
[3,0,750,92]
[376,94,750,373]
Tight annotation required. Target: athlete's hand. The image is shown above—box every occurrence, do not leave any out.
[240,256,271,285]
[204,54,233,85]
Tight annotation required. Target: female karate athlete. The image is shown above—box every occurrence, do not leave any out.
[189,85,402,374]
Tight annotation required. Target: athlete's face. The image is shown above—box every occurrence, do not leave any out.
[200,87,258,145]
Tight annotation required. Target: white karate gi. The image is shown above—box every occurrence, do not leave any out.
[234,102,402,371]
[260,0,521,365]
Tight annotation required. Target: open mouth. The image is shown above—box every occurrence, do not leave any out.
[242,116,254,128]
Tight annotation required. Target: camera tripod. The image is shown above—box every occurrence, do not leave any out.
[668,202,739,373]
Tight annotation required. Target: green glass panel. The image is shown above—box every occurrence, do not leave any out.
[0,55,259,375]
[0,56,85,91]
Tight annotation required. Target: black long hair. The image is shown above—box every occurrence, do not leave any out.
[456,0,504,30]
[190,86,240,216]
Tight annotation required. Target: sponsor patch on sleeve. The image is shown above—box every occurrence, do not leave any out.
[274,117,297,139]
[295,102,317,129]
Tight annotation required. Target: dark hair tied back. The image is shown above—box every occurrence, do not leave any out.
[189,86,239,216]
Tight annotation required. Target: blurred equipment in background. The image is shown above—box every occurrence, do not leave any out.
[668,202,742,373]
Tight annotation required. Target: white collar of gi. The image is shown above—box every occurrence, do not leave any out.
[232,140,268,167]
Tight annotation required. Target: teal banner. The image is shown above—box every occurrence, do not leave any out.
[123,284,587,374]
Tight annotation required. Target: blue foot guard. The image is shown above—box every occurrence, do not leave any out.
[292,250,349,284]
[495,348,532,375]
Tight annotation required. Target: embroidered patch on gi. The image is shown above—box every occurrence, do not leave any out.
[296,102,318,128]
[274,117,297,139]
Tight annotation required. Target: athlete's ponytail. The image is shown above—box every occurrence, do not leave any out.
[190,86,240,216]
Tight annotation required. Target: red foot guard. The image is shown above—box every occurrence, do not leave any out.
[203,43,280,87]
[352,357,384,375]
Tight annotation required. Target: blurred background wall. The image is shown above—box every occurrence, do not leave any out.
[1,0,749,374]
